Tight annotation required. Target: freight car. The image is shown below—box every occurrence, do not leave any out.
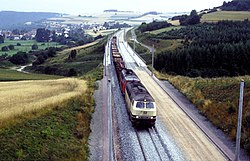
[110,36,156,126]
[119,68,140,94]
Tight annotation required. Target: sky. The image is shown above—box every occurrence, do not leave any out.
[0,0,229,14]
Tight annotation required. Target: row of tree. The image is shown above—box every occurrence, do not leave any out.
[171,10,200,26]
[138,21,172,33]
[221,0,250,11]
[154,20,250,77]
[35,28,94,46]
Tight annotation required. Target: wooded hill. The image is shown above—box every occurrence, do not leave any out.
[221,0,250,11]
[152,20,250,77]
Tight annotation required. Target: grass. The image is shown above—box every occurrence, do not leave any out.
[0,39,62,56]
[0,78,86,124]
[138,35,183,53]
[0,68,62,81]
[155,71,250,154]
[201,11,250,22]
[146,26,183,35]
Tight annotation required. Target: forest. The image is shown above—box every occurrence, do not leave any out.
[153,20,250,77]
[221,0,250,11]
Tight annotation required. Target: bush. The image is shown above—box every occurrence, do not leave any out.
[32,55,45,66]
[246,115,250,128]
[32,44,38,50]
[8,45,15,50]
[17,43,21,46]
[67,68,77,77]
[9,52,28,65]
[1,46,9,51]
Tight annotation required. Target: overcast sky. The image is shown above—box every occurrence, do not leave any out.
[0,0,229,14]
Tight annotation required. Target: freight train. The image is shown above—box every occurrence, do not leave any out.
[111,36,156,126]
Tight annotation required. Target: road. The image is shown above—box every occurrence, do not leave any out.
[116,30,227,161]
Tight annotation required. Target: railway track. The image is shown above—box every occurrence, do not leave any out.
[135,127,172,161]
[115,29,229,160]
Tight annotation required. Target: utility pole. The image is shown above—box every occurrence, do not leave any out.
[124,29,126,42]
[151,45,154,76]
[234,80,245,161]
[133,39,135,56]
[104,47,106,76]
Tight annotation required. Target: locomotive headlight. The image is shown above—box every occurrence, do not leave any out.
[151,117,154,119]
[136,116,139,119]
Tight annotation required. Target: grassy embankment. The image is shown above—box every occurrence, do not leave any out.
[127,29,183,64]
[132,29,183,65]
[0,39,62,56]
[156,72,250,153]
[201,11,250,22]
[0,40,104,159]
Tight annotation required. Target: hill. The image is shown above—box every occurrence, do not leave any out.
[0,11,60,29]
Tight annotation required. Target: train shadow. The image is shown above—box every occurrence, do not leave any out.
[132,123,154,130]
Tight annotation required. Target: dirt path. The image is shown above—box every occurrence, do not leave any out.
[59,41,98,53]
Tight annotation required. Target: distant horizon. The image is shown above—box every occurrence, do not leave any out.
[0,9,190,15]
[0,0,229,15]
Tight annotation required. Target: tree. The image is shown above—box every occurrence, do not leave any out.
[35,28,50,42]
[68,49,77,61]
[8,44,15,50]
[32,55,45,65]
[0,35,4,44]
[1,46,8,51]
[67,68,77,76]
[32,44,38,50]
[9,52,28,65]
[180,10,200,25]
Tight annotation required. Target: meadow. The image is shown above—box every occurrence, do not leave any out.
[0,39,61,56]
[0,68,62,81]
[201,11,250,22]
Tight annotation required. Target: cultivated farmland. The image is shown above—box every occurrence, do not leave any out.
[0,39,61,56]
[201,11,250,22]
[0,78,86,125]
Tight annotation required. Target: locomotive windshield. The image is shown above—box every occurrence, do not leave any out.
[146,102,154,109]
[135,101,155,109]
[136,102,144,108]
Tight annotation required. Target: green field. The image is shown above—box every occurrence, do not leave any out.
[146,26,183,35]
[0,39,61,56]
[0,69,62,81]
[201,11,250,22]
